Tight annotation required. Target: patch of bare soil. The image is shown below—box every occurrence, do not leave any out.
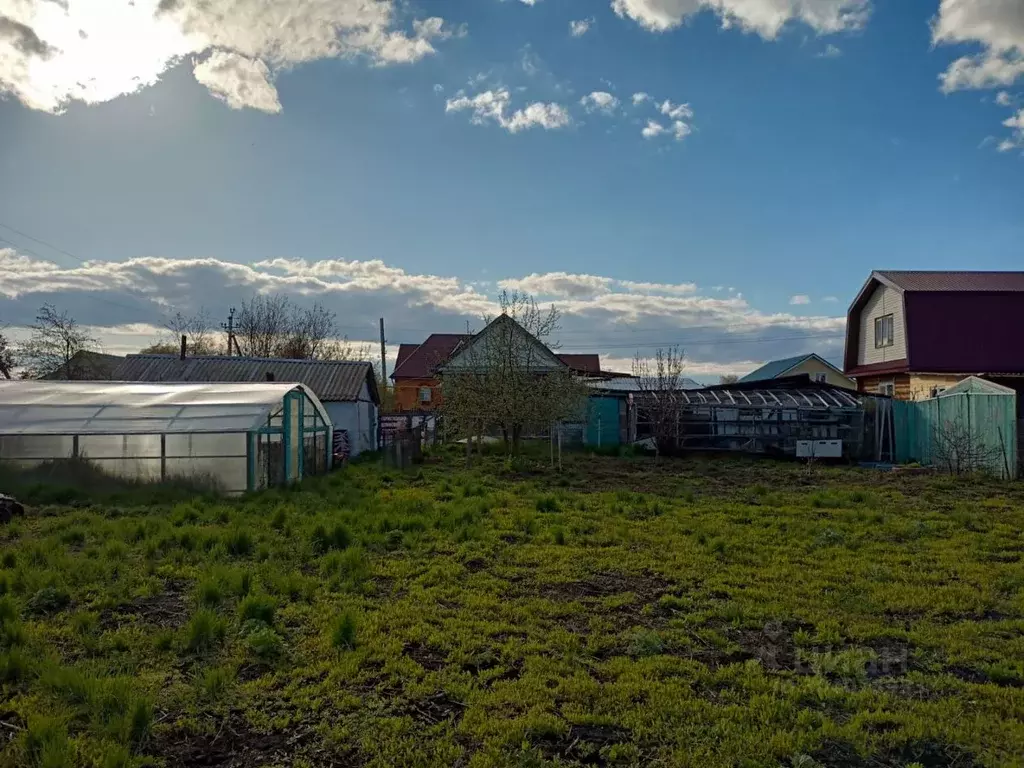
[534,724,632,767]
[100,578,189,630]
[403,641,448,672]
[536,571,671,603]
[152,710,357,768]
[806,739,977,767]
[404,691,467,726]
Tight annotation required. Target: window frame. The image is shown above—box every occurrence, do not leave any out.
[878,380,895,397]
[874,313,894,349]
[418,386,432,404]
[811,372,828,384]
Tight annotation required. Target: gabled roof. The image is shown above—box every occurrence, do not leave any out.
[939,376,1017,397]
[557,354,601,374]
[113,355,379,404]
[39,351,123,380]
[440,314,566,374]
[876,271,1024,292]
[391,334,468,379]
[739,353,843,383]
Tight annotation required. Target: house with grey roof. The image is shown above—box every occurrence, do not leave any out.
[740,353,854,390]
[113,355,380,456]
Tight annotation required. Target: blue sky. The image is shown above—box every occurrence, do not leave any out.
[0,0,1022,379]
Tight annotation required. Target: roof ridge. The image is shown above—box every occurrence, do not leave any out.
[129,353,370,367]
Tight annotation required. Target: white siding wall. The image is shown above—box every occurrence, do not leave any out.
[857,283,907,366]
[322,381,379,457]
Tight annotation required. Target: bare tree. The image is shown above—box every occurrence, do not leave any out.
[18,304,98,379]
[719,374,739,385]
[139,342,179,354]
[931,419,1005,477]
[633,346,687,458]
[0,330,14,379]
[165,308,219,356]
[235,294,293,358]
[441,291,588,456]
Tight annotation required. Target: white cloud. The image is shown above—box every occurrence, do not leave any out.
[192,51,281,113]
[659,99,693,120]
[822,295,839,303]
[570,17,594,37]
[642,119,667,138]
[580,90,620,114]
[445,88,571,133]
[789,294,811,305]
[499,272,614,299]
[1001,107,1024,151]
[0,0,461,113]
[641,118,690,141]
[610,0,870,39]
[934,0,1024,92]
[632,91,650,105]
[817,43,842,58]
[0,248,846,379]
[933,1,1024,150]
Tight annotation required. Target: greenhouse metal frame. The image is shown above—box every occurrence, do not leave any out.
[633,384,866,457]
[0,381,333,493]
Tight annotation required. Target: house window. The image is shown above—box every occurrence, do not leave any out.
[874,314,894,348]
[878,380,895,397]
[811,372,828,383]
[418,386,432,404]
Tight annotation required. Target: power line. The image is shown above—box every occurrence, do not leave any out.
[0,234,166,323]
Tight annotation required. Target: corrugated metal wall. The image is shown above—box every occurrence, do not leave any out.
[585,397,622,447]
[894,392,1017,478]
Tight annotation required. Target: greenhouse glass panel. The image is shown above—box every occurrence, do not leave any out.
[0,381,333,493]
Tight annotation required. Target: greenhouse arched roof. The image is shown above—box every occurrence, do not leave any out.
[0,381,331,435]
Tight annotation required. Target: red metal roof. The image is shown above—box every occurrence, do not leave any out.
[395,344,418,369]
[391,334,468,379]
[877,271,1024,292]
[557,354,601,374]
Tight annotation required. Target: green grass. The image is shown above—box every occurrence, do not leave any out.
[0,449,1023,766]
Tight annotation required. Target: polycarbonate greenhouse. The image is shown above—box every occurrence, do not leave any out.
[0,381,334,493]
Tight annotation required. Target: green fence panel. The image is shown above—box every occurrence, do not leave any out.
[893,389,1017,478]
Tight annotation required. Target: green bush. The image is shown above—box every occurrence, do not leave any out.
[238,594,275,626]
[27,587,71,616]
[311,523,352,554]
[331,611,357,650]
[197,578,223,608]
[246,626,283,659]
[224,529,253,557]
[535,495,560,513]
[184,609,225,653]
[20,715,73,768]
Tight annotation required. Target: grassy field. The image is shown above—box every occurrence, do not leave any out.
[1,450,1023,767]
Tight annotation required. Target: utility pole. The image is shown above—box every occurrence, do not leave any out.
[379,317,387,388]
[222,308,237,356]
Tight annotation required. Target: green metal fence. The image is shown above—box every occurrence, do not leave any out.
[893,377,1017,479]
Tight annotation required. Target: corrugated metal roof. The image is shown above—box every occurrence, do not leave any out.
[558,354,601,374]
[113,355,377,403]
[738,354,812,383]
[939,376,1017,397]
[877,271,1024,292]
[588,377,703,392]
[391,334,468,379]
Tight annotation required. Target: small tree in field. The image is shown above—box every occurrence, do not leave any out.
[165,308,220,356]
[931,419,1005,477]
[633,346,687,458]
[441,291,588,457]
[18,304,98,379]
[719,374,739,385]
[0,330,14,379]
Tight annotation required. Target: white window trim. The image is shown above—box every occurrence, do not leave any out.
[418,386,432,403]
[878,380,895,397]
